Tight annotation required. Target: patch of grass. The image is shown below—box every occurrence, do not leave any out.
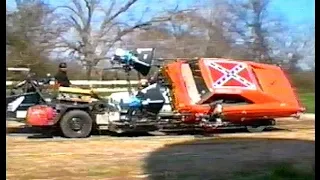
[299,92,315,113]
[233,163,314,180]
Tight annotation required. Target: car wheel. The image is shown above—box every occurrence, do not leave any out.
[59,110,93,138]
[246,126,266,133]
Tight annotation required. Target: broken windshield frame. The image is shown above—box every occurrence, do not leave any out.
[188,61,210,99]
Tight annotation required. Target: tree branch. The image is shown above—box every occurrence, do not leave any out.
[106,0,138,24]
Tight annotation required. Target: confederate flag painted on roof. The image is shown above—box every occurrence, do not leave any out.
[202,58,257,90]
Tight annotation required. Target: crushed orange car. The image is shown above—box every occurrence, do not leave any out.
[156,57,304,131]
[107,49,305,133]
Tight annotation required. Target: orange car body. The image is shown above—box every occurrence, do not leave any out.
[163,58,304,123]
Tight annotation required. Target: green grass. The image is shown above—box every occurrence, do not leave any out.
[232,163,314,180]
[299,92,315,113]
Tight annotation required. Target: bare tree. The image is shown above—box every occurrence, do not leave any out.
[6,0,66,76]
[216,0,286,62]
[54,0,182,79]
[283,24,315,72]
[130,9,230,58]
[185,7,232,58]
[115,0,291,64]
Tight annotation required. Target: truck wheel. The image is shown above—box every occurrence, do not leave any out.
[246,126,266,133]
[59,110,93,138]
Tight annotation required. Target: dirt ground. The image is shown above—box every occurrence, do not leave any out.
[6,118,315,180]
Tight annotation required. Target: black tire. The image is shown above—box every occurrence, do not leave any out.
[59,110,93,138]
[246,126,266,133]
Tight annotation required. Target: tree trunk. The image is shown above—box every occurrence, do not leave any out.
[288,54,301,73]
[86,65,93,80]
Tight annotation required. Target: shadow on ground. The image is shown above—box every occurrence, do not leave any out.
[6,126,286,138]
[7,127,154,137]
[144,138,315,180]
